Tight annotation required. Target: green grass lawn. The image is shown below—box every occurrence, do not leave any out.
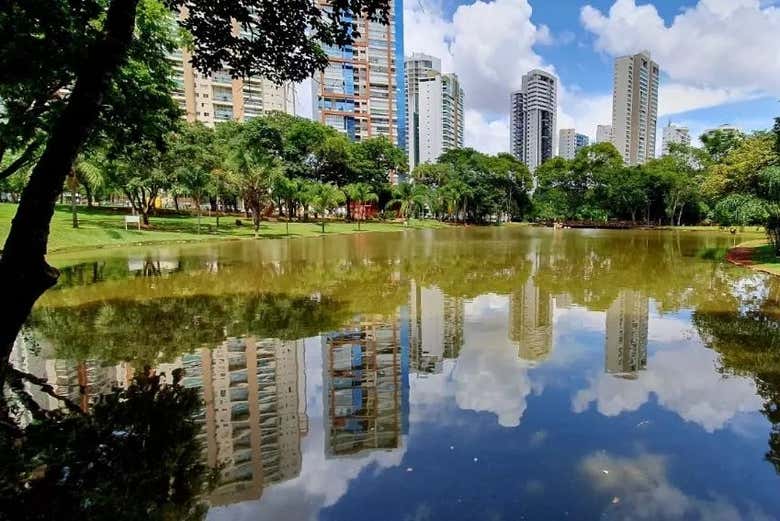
[0,203,446,253]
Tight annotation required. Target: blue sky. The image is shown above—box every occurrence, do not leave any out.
[403,0,780,153]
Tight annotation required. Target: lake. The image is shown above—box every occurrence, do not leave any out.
[14,226,780,520]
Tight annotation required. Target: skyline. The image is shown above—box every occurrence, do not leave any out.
[391,0,779,155]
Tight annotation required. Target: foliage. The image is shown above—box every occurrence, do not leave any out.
[344,182,379,230]
[0,370,214,521]
[388,183,428,220]
[309,182,345,233]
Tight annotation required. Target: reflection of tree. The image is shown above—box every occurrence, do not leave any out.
[694,305,780,474]
[30,294,353,366]
[0,370,214,520]
[534,231,736,312]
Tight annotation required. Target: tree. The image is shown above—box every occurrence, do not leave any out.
[103,139,175,226]
[344,183,379,230]
[68,154,103,229]
[226,151,279,237]
[310,183,345,233]
[353,136,407,188]
[700,127,745,162]
[170,123,217,234]
[1,369,215,520]
[0,0,393,383]
[271,173,298,235]
[388,182,428,221]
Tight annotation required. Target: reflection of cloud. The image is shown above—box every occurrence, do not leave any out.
[581,451,773,521]
[573,345,761,432]
[453,295,536,427]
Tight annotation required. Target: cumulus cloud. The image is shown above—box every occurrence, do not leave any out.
[404,0,553,148]
[572,344,762,433]
[402,0,778,152]
[581,451,774,520]
[452,294,536,427]
[581,0,780,95]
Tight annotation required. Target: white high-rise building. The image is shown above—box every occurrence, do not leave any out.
[661,122,691,155]
[558,129,590,160]
[596,124,613,144]
[405,54,464,171]
[611,51,660,165]
[510,69,557,173]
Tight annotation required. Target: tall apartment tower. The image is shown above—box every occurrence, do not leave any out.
[661,122,691,155]
[405,54,464,172]
[611,51,660,165]
[510,69,557,172]
[596,124,613,144]
[169,16,295,125]
[313,0,405,146]
[558,129,589,160]
[406,53,441,170]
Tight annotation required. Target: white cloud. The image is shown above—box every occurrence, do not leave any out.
[463,111,510,153]
[453,294,536,427]
[581,451,774,520]
[572,344,762,433]
[581,0,780,95]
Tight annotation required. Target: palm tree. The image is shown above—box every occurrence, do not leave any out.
[344,183,379,231]
[387,182,428,222]
[441,180,472,223]
[271,173,297,235]
[69,155,103,229]
[309,183,345,233]
[226,149,280,237]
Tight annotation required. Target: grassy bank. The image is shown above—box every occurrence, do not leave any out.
[726,239,780,276]
[0,203,446,253]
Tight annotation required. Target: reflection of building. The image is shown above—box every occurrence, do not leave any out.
[323,315,407,457]
[553,293,573,310]
[409,282,465,373]
[11,336,131,414]
[510,278,554,362]
[181,337,307,505]
[605,291,649,378]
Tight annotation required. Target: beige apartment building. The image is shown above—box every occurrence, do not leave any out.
[611,51,659,165]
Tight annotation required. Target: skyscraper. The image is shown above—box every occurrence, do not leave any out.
[558,129,589,160]
[596,124,613,144]
[312,0,404,146]
[611,51,660,165]
[661,122,691,155]
[405,54,464,171]
[510,69,557,172]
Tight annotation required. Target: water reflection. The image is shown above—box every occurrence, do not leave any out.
[11,228,780,519]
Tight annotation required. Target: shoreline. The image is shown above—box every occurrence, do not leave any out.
[726,240,780,277]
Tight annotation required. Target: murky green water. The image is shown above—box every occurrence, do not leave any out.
[15,227,780,520]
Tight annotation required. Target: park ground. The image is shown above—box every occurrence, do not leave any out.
[727,239,780,277]
[0,203,446,254]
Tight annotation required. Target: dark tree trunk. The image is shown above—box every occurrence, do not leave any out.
[0,0,141,384]
[173,194,179,212]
